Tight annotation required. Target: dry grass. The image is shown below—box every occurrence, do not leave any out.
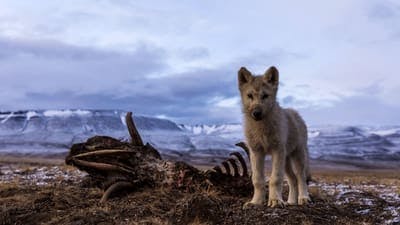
[1,157,399,225]
[0,155,65,166]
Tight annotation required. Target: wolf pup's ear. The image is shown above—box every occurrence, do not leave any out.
[238,67,252,86]
[263,66,279,86]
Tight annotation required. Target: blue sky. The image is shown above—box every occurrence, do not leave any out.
[0,0,399,125]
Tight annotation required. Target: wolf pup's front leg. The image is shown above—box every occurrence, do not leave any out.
[268,149,286,207]
[243,150,266,209]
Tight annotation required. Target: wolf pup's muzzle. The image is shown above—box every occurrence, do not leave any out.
[251,108,263,121]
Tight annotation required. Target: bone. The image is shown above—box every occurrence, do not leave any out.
[213,166,223,174]
[73,149,135,158]
[235,142,250,160]
[100,181,135,203]
[126,112,144,146]
[230,152,248,177]
[72,159,134,174]
[221,161,231,176]
[227,158,240,177]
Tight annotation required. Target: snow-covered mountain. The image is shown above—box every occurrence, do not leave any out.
[0,110,399,165]
[179,124,242,136]
[179,123,400,163]
[307,125,400,163]
[0,110,183,153]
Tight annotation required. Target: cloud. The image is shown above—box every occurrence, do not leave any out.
[177,47,210,60]
[0,37,241,123]
[0,1,399,125]
[0,36,397,125]
[368,2,400,20]
[230,48,309,75]
[0,37,169,109]
[366,1,400,41]
[300,94,400,126]
[0,37,129,60]
[0,37,166,86]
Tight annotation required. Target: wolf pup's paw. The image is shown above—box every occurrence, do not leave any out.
[242,201,263,210]
[298,196,311,205]
[286,199,298,205]
[267,198,285,208]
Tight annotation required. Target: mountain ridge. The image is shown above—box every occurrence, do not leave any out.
[0,110,399,165]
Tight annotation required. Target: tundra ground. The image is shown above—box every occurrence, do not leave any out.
[0,156,399,225]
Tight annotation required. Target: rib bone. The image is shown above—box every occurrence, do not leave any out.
[235,142,250,160]
[73,149,135,158]
[213,166,223,174]
[230,152,248,177]
[227,158,239,177]
[100,181,135,203]
[72,159,134,174]
[221,161,231,176]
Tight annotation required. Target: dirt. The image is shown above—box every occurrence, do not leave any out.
[1,163,399,225]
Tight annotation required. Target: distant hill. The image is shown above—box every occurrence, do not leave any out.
[1,110,399,166]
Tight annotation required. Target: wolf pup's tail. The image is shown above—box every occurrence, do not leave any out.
[305,161,312,184]
[306,172,312,184]
[305,147,313,184]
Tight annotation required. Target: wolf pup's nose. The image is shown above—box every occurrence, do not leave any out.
[251,109,262,121]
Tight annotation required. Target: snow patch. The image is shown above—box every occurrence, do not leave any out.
[120,113,127,127]
[384,206,400,224]
[43,110,92,117]
[371,128,400,136]
[0,112,13,123]
[0,165,87,186]
[26,111,38,120]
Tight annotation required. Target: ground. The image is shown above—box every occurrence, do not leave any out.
[0,156,399,225]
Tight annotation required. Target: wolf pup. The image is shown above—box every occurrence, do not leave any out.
[238,66,310,208]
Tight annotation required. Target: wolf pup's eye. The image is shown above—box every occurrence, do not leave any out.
[261,94,269,100]
[247,93,253,99]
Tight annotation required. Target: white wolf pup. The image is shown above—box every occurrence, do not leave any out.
[238,66,311,208]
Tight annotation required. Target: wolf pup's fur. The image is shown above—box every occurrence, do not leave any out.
[238,66,310,208]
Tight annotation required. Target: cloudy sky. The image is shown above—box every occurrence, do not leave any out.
[0,0,399,125]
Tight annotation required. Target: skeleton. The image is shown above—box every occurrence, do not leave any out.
[66,112,252,202]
